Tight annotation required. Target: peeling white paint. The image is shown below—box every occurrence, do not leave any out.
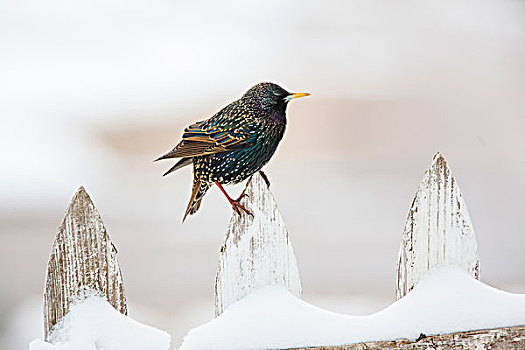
[396,153,480,299]
[214,173,302,316]
[43,187,127,340]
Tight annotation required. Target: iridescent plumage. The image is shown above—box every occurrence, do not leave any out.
[156,82,309,221]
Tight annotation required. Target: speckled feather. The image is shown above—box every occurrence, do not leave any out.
[157,83,294,220]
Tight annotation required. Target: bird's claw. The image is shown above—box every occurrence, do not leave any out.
[230,200,253,217]
[214,182,253,217]
[235,193,249,202]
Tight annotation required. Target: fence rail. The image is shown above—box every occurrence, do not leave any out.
[289,325,525,350]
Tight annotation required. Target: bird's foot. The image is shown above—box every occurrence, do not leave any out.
[259,171,270,188]
[228,197,253,217]
[215,182,253,217]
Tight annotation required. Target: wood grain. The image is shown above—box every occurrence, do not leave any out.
[214,172,302,316]
[396,153,480,299]
[288,325,525,350]
[43,186,127,340]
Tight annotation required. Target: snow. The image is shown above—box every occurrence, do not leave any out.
[29,296,170,350]
[180,266,525,350]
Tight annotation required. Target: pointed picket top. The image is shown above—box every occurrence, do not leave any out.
[396,153,480,299]
[43,186,127,340]
[214,173,302,316]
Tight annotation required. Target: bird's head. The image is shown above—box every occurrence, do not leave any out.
[243,82,310,115]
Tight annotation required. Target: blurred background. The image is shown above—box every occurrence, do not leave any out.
[1,0,525,348]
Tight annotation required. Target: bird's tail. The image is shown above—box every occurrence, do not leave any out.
[183,179,210,222]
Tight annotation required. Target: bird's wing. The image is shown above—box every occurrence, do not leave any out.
[156,108,256,160]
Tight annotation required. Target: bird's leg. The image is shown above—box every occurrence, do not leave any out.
[215,182,253,216]
[259,170,270,188]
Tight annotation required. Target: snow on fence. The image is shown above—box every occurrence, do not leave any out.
[43,186,127,341]
[36,186,170,350]
[196,152,525,350]
[33,153,525,350]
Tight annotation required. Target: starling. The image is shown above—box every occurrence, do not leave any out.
[156,82,309,221]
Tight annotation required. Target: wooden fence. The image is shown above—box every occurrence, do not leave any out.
[215,152,482,311]
[43,186,127,341]
[40,153,524,349]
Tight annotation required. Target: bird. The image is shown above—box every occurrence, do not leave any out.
[156,82,310,221]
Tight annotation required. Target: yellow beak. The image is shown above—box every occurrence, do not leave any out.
[289,92,310,99]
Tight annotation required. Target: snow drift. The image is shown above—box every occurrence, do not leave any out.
[180,266,525,350]
[29,295,170,350]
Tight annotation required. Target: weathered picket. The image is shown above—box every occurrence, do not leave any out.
[215,172,302,316]
[396,152,480,299]
[43,186,127,340]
